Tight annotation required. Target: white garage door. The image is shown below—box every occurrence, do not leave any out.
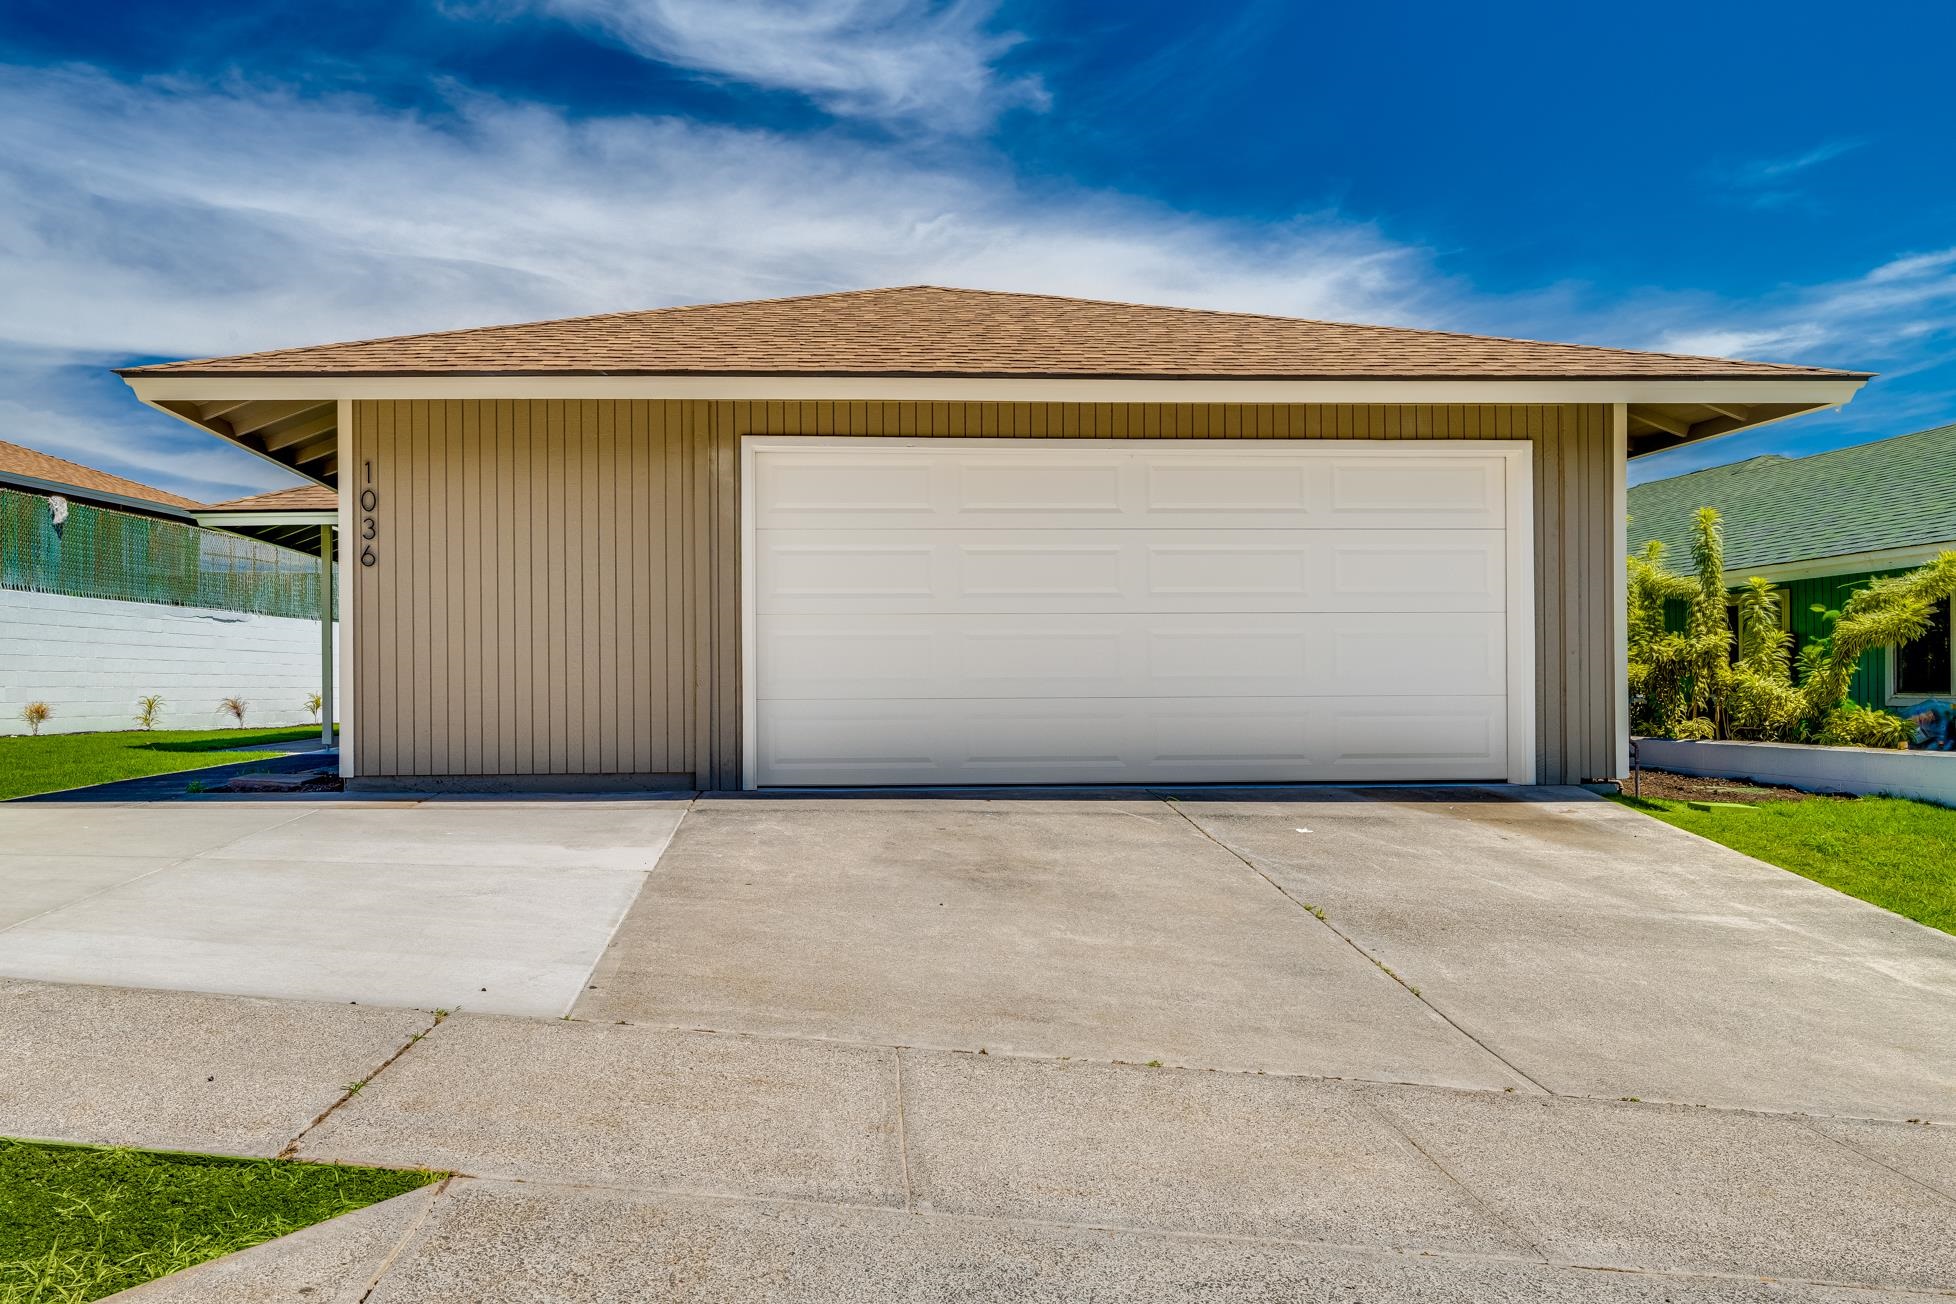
[745,439,1532,787]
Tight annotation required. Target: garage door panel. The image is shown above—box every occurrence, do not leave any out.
[757,696,1506,785]
[758,613,1506,700]
[755,448,1509,531]
[1326,459,1504,524]
[757,529,1505,614]
[1324,703,1506,777]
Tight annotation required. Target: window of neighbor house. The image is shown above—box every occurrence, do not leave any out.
[1894,597,1954,697]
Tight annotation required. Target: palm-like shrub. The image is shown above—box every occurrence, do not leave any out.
[1629,508,1956,749]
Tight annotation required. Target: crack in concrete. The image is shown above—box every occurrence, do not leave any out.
[276,1008,449,1160]
[355,1174,454,1304]
[891,1048,916,1213]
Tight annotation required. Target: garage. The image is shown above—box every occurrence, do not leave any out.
[745,439,1535,786]
[121,286,1870,790]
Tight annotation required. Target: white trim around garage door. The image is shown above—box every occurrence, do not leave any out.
[740,437,1536,789]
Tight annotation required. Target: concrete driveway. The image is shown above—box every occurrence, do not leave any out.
[5,784,1956,1299]
[579,788,1956,1120]
[0,798,686,1016]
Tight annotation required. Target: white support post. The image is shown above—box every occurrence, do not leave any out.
[335,397,354,778]
[1611,402,1631,779]
[319,523,335,749]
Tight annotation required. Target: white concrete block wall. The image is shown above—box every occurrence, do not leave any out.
[0,589,339,736]
[1636,737,1956,807]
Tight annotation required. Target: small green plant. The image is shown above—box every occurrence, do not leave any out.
[18,701,51,735]
[305,692,323,723]
[341,1078,369,1095]
[219,696,249,728]
[135,695,164,730]
[1815,702,1913,749]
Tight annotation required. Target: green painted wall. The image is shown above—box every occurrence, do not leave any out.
[1661,567,1901,708]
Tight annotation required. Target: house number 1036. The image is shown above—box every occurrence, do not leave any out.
[359,460,379,567]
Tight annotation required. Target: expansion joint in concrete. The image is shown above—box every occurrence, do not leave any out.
[891,1047,916,1213]
[278,1008,449,1159]
[1158,798,1554,1096]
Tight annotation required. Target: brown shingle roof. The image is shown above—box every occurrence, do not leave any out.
[0,438,201,511]
[204,485,337,512]
[118,286,1866,382]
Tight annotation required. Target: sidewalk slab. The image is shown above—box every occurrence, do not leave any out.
[577,800,1528,1089]
[300,1015,906,1207]
[1805,1117,1956,1200]
[899,1049,1531,1254]
[1368,1085,1956,1290]
[0,979,428,1155]
[364,1178,1901,1303]
[109,1182,440,1303]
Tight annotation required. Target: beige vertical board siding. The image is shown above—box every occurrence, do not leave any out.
[350,401,1618,786]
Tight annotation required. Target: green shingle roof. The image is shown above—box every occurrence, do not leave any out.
[1627,422,1956,573]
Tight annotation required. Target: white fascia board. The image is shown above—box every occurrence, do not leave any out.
[193,510,338,527]
[123,373,1867,408]
[1722,542,1956,586]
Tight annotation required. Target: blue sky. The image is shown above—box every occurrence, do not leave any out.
[3,0,1953,499]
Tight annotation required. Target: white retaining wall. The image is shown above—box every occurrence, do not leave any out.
[0,589,338,736]
[1636,736,1956,807]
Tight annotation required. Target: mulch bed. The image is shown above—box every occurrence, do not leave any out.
[1623,767,1847,804]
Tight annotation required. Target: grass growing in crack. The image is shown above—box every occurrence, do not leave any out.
[0,1138,438,1304]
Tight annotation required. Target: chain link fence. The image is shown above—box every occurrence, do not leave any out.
[0,488,336,620]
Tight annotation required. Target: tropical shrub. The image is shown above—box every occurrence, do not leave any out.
[135,695,164,730]
[220,696,249,728]
[19,701,51,736]
[1629,508,1956,750]
[305,692,323,724]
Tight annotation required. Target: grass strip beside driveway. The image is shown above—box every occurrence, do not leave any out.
[0,1137,437,1303]
[0,728,327,801]
[1614,794,1956,936]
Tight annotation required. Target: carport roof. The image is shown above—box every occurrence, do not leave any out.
[121,285,1863,383]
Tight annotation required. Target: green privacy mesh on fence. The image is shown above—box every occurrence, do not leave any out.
[0,488,336,620]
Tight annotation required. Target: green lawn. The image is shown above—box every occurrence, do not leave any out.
[0,727,330,802]
[0,1138,438,1303]
[1614,794,1956,936]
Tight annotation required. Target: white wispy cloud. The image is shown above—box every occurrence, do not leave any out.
[0,65,1444,358]
[1644,247,1956,363]
[1720,138,1863,211]
[519,0,1048,132]
[0,64,1443,495]
[1733,139,1863,186]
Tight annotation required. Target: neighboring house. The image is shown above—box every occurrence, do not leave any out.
[118,285,1867,789]
[1628,422,1956,710]
[0,437,202,520]
[0,440,338,735]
